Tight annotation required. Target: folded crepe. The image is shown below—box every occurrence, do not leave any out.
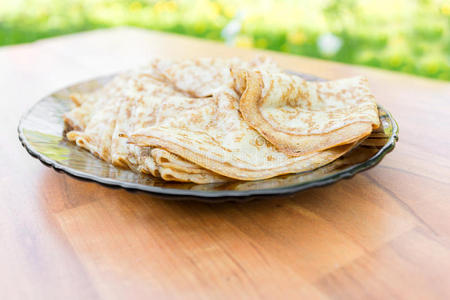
[152,56,280,97]
[64,65,227,184]
[64,57,278,183]
[64,56,377,183]
[64,73,132,132]
[233,69,380,156]
[131,91,357,181]
[151,148,228,183]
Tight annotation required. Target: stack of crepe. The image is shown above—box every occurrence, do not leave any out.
[64,57,380,184]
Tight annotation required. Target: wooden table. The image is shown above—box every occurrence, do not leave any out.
[1,27,449,299]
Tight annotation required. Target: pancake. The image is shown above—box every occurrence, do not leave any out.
[64,73,132,131]
[152,56,280,97]
[234,69,380,156]
[131,91,357,181]
[108,67,184,170]
[65,90,124,161]
[64,56,375,183]
[153,149,229,184]
[64,60,239,183]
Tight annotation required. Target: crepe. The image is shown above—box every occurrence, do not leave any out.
[64,73,132,132]
[152,56,280,97]
[64,56,377,184]
[131,91,357,181]
[63,59,254,183]
[234,69,380,156]
[151,149,228,183]
[108,64,232,184]
[108,68,183,169]
[65,79,127,161]
[63,67,221,183]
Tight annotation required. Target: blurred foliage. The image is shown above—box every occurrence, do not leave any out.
[0,0,449,80]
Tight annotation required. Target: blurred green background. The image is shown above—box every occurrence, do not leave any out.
[1,0,449,80]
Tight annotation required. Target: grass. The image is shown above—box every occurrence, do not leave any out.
[1,0,449,80]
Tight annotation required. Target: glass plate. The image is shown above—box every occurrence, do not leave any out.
[18,73,398,200]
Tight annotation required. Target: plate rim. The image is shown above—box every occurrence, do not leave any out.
[18,73,399,198]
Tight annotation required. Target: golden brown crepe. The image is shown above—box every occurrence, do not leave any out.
[64,66,227,183]
[64,73,133,131]
[64,56,378,184]
[64,58,273,183]
[131,91,358,181]
[152,56,280,97]
[152,149,228,183]
[65,88,123,161]
[233,69,380,156]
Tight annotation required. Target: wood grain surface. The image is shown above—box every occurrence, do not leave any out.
[1,27,449,300]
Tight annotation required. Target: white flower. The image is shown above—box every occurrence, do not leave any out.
[317,33,343,57]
